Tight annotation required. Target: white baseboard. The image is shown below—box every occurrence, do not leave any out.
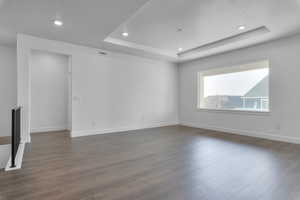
[71,121,179,138]
[31,125,67,133]
[181,122,300,144]
[5,142,25,171]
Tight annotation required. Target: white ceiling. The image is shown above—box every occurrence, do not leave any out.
[107,0,300,62]
[1,0,300,62]
[0,0,150,47]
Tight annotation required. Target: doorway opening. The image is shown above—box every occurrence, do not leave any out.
[29,50,71,135]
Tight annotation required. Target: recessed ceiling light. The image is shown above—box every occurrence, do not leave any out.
[178,48,183,52]
[54,20,63,26]
[122,32,129,37]
[238,25,246,30]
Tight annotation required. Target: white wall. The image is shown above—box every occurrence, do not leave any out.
[0,144,10,169]
[0,45,16,137]
[30,50,69,133]
[179,34,300,143]
[71,52,178,136]
[17,34,178,141]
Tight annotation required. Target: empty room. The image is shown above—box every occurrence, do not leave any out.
[0,0,300,199]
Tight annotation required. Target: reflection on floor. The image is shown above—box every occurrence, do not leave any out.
[1,126,300,200]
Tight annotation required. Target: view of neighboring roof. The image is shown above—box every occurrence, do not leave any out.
[244,76,269,97]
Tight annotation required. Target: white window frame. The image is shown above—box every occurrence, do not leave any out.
[197,60,271,115]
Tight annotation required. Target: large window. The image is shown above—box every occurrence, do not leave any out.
[198,60,269,112]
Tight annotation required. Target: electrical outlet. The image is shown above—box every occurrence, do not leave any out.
[72,96,80,101]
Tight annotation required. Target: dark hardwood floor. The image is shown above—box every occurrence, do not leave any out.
[0,136,10,145]
[1,125,300,200]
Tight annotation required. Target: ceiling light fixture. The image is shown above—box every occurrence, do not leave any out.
[178,48,183,52]
[122,32,129,37]
[54,20,63,26]
[238,25,246,30]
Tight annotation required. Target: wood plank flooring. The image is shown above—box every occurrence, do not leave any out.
[1,125,300,200]
[0,136,10,145]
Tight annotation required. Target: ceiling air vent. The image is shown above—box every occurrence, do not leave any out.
[98,51,107,55]
[178,26,270,57]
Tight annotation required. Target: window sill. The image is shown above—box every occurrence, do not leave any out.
[197,108,271,116]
